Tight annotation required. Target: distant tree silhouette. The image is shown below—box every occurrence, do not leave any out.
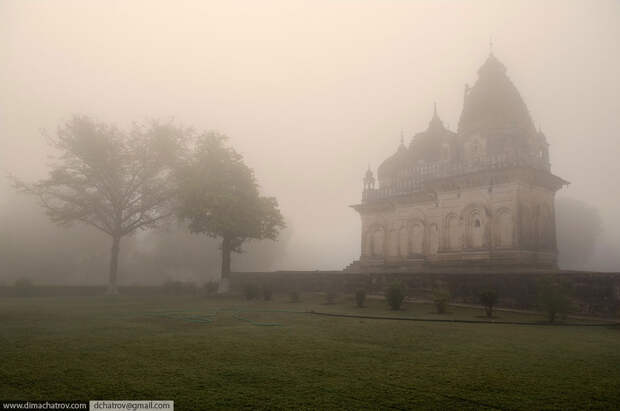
[176,132,285,291]
[555,197,603,270]
[13,115,185,294]
[0,185,111,285]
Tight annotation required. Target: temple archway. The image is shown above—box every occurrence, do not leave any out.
[460,206,488,249]
[410,221,425,255]
[445,213,461,250]
[387,224,400,257]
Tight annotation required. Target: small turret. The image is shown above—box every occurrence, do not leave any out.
[363,165,375,191]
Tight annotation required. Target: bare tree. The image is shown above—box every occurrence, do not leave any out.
[13,115,186,294]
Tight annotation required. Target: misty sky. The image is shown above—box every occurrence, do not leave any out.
[1,0,619,271]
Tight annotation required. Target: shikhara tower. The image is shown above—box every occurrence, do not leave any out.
[351,53,568,272]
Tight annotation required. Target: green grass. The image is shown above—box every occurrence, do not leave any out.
[1,294,619,410]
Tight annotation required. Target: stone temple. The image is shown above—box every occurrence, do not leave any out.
[350,53,568,272]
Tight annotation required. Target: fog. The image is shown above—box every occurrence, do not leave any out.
[1,0,620,283]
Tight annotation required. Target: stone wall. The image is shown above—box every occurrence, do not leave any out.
[229,270,620,317]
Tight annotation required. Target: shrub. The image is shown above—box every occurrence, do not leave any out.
[385,282,406,311]
[289,290,300,303]
[479,290,498,317]
[433,288,450,314]
[14,278,33,297]
[262,283,273,301]
[538,279,572,323]
[355,288,367,308]
[204,281,219,296]
[243,283,259,300]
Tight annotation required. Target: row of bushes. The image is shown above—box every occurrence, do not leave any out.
[240,279,574,322]
[238,281,415,312]
[231,271,620,317]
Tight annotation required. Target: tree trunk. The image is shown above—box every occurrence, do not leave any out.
[107,235,121,295]
[218,236,232,294]
[221,236,231,277]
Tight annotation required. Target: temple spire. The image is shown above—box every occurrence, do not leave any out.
[429,102,443,130]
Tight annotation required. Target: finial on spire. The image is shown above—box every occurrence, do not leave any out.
[429,102,444,130]
[400,128,404,145]
[489,35,494,55]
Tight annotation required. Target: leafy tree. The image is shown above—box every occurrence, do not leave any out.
[176,133,285,289]
[479,290,498,318]
[13,115,184,294]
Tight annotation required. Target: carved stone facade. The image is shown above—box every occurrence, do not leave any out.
[351,54,567,272]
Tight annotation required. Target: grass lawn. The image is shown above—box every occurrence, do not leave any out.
[1,294,619,410]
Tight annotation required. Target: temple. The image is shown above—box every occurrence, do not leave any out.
[350,53,568,272]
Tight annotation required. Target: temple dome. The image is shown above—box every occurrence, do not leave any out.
[458,54,535,137]
[377,107,457,183]
[408,106,456,163]
[377,138,408,182]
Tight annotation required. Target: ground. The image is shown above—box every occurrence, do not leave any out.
[1,294,619,410]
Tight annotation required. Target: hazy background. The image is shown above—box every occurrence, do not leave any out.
[1,0,619,284]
